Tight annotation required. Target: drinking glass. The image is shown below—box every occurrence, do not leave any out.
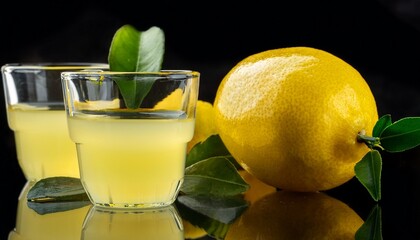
[61,70,200,209]
[81,205,184,240]
[2,63,108,181]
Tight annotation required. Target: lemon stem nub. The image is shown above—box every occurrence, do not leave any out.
[357,133,384,150]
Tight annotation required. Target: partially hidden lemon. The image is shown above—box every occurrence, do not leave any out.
[214,46,378,192]
[187,100,218,152]
[225,191,364,240]
[154,88,183,110]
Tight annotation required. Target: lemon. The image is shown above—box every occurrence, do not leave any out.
[187,100,218,152]
[214,46,378,192]
[225,191,364,240]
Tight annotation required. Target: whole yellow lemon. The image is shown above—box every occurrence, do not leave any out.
[213,46,378,192]
[225,191,364,240]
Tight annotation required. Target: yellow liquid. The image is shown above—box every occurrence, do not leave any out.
[7,107,79,181]
[68,116,194,208]
[82,205,184,240]
[9,182,91,240]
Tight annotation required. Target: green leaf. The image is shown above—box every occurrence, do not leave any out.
[355,204,383,240]
[355,150,382,201]
[379,117,420,152]
[27,177,89,203]
[108,24,164,72]
[108,24,165,108]
[182,157,249,196]
[176,194,248,225]
[372,114,392,137]
[27,201,91,215]
[186,134,240,169]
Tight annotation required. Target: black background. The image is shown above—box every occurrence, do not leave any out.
[1,0,420,239]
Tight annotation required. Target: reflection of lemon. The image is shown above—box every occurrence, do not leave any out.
[154,88,183,110]
[214,47,378,192]
[225,191,364,240]
[183,219,207,239]
[239,170,276,204]
[187,100,218,152]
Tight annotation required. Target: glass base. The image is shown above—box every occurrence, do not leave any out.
[93,199,176,210]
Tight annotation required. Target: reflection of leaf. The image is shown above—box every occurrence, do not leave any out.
[182,157,249,196]
[355,204,382,240]
[177,194,248,225]
[27,177,89,203]
[175,199,229,240]
[28,201,91,215]
[355,150,382,201]
[186,134,239,168]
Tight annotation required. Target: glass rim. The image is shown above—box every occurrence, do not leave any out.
[1,62,109,71]
[61,69,200,78]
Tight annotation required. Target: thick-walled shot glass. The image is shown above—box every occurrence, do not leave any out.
[61,70,199,209]
[2,63,108,181]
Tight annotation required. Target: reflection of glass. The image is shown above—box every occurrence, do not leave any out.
[8,182,91,240]
[61,71,200,209]
[81,205,184,240]
[225,191,364,239]
[1,63,108,181]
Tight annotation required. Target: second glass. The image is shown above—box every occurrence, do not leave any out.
[61,70,200,209]
[2,63,108,181]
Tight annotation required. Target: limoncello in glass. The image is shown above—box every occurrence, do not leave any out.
[68,115,194,207]
[62,70,200,209]
[7,105,78,180]
[2,63,108,181]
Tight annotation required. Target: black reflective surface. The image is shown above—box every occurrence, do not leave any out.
[3,149,420,239]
